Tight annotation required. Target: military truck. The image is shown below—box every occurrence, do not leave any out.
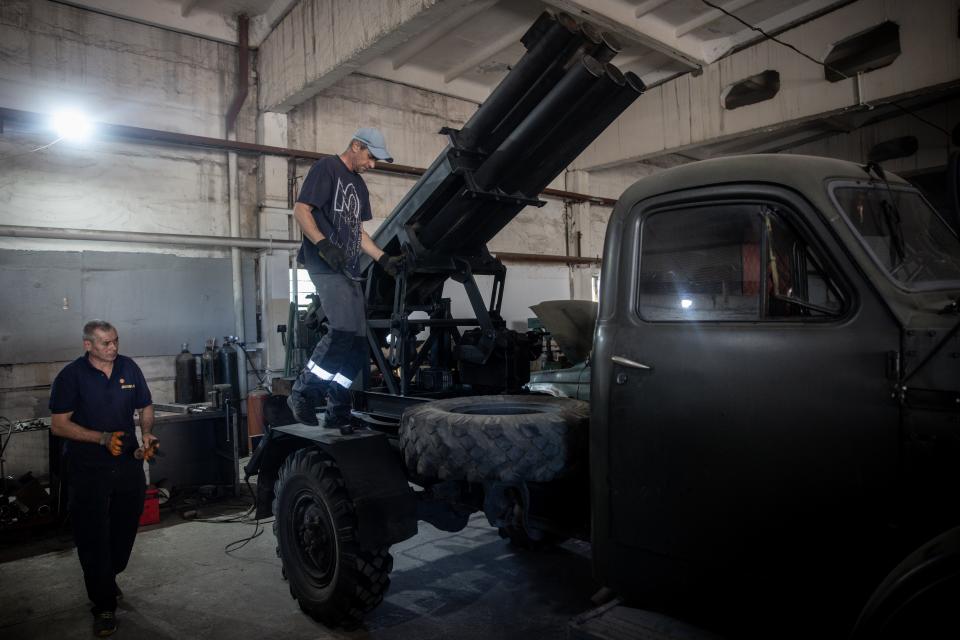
[252,153,960,637]
[248,10,960,639]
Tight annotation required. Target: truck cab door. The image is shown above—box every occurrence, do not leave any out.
[591,186,901,622]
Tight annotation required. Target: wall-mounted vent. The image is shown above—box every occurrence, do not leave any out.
[824,21,900,82]
[722,70,781,110]
[868,136,918,163]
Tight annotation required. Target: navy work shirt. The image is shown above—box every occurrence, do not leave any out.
[296,156,372,276]
[49,354,152,468]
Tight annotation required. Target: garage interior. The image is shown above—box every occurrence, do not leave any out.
[1,0,959,639]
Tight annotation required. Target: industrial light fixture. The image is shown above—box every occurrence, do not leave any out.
[681,298,693,309]
[50,109,93,142]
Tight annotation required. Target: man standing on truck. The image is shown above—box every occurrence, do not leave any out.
[287,127,404,433]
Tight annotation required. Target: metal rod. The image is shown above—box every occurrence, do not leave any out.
[1,224,601,264]
[0,106,617,206]
[0,224,300,250]
[493,252,600,265]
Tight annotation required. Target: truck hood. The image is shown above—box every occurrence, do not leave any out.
[530,300,598,363]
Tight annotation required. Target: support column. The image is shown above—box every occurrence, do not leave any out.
[565,170,600,301]
[257,112,296,380]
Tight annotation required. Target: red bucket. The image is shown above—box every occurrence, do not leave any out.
[139,488,160,526]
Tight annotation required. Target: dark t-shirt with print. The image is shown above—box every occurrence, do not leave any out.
[296,156,372,276]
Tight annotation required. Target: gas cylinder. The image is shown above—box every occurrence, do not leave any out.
[201,339,217,399]
[174,343,197,403]
[211,338,223,385]
[218,337,241,404]
[246,385,269,451]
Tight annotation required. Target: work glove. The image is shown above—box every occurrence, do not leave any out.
[377,253,406,278]
[134,439,160,462]
[317,238,346,273]
[142,434,160,462]
[99,431,124,457]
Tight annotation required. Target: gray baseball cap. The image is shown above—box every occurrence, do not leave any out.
[352,127,393,163]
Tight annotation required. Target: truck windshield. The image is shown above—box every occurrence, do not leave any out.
[832,185,960,290]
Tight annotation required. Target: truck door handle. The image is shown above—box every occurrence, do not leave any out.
[611,356,651,370]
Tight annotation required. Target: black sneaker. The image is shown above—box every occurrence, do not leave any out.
[93,611,116,637]
[287,391,319,426]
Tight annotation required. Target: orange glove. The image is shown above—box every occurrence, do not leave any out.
[134,437,160,462]
[143,439,160,462]
[99,431,124,456]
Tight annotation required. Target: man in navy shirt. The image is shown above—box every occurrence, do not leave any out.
[288,127,404,432]
[49,320,157,637]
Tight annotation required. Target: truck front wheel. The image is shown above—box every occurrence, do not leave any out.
[272,448,393,628]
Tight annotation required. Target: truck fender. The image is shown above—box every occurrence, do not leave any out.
[245,424,418,549]
[850,526,960,639]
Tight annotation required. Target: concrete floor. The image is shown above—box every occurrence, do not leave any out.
[0,507,600,639]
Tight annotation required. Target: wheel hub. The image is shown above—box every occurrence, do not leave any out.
[292,494,336,582]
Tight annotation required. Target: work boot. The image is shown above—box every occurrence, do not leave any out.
[322,412,354,435]
[93,611,117,637]
[286,390,319,426]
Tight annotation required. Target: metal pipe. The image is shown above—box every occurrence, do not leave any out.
[226,16,249,353]
[0,224,592,264]
[474,55,606,189]
[229,145,244,343]
[525,71,645,195]
[493,251,600,265]
[508,63,626,193]
[457,12,580,148]
[483,24,591,154]
[585,26,622,63]
[225,15,249,135]
[0,224,300,250]
[0,107,617,206]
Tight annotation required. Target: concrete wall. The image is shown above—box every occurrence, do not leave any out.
[0,0,633,455]
[576,0,960,169]
[0,1,261,430]
[783,98,960,175]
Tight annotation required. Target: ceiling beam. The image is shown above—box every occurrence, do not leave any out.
[53,0,236,44]
[701,0,850,63]
[249,0,299,47]
[258,0,479,113]
[543,0,704,68]
[180,0,203,18]
[391,0,499,70]
[675,0,759,38]
[442,22,528,83]
[634,0,672,19]
[571,0,960,169]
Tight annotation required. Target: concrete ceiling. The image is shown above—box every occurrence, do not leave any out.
[60,0,852,101]
[56,0,957,171]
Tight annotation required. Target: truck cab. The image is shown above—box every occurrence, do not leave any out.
[590,154,960,638]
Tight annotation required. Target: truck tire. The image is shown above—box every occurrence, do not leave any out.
[272,448,392,629]
[400,395,589,483]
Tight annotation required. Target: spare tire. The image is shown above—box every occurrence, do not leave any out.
[400,395,589,483]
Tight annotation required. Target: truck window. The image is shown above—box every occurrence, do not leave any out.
[638,204,762,321]
[764,212,845,318]
[831,184,960,290]
[638,203,845,321]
